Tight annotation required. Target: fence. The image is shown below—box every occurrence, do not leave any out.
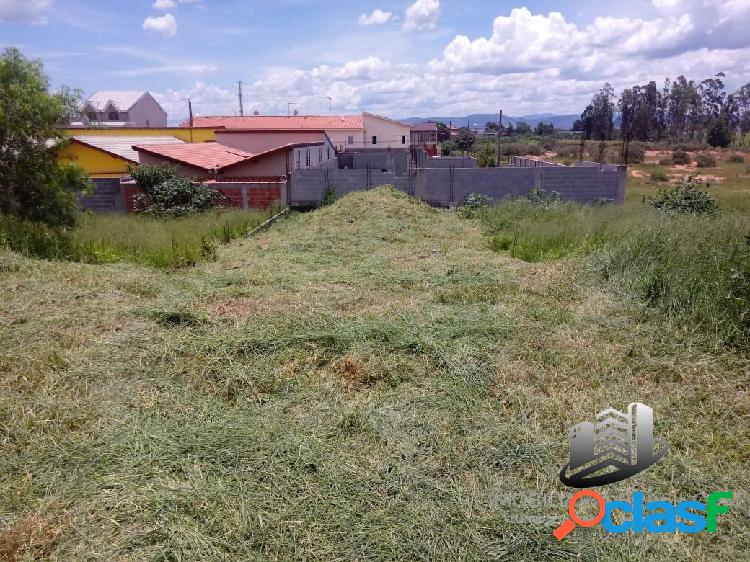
[79,178,284,214]
[289,159,626,207]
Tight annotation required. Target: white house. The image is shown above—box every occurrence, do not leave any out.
[81,91,167,128]
[187,112,413,152]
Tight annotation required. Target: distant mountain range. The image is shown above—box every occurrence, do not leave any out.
[400,113,580,131]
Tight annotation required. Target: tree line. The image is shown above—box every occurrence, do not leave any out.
[574,73,750,150]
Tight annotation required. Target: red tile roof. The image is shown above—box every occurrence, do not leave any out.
[133,140,327,173]
[133,142,255,172]
[185,115,364,130]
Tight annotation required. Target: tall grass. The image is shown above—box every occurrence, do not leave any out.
[477,201,750,348]
[0,209,272,268]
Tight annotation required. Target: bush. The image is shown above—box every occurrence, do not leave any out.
[130,165,226,217]
[476,144,497,168]
[623,143,645,164]
[556,145,581,159]
[658,157,673,166]
[459,193,492,217]
[321,188,337,207]
[696,153,717,168]
[650,171,669,183]
[728,153,745,163]
[706,118,733,148]
[649,179,718,216]
[672,150,691,165]
[527,187,563,208]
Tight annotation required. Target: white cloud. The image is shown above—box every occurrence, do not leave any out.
[404,0,439,31]
[358,9,393,26]
[153,0,176,10]
[155,3,750,121]
[0,0,51,24]
[142,13,177,37]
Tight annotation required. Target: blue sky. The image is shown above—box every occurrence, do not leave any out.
[2,0,749,122]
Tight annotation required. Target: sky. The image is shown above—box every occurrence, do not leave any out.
[2,0,750,122]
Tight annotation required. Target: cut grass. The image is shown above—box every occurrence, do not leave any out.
[1,187,748,560]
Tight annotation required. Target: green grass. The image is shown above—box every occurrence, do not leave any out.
[0,209,271,268]
[1,187,748,560]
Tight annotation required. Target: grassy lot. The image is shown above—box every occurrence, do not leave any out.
[0,209,272,268]
[1,187,748,560]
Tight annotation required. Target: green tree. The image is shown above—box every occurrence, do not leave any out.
[706,117,733,148]
[515,122,532,135]
[435,122,450,142]
[0,47,90,226]
[455,128,475,153]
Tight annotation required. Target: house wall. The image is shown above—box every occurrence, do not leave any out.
[216,131,326,153]
[363,114,411,149]
[323,129,364,152]
[58,142,132,178]
[127,93,168,127]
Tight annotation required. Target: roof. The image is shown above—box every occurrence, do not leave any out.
[186,115,365,130]
[133,142,255,172]
[86,91,149,112]
[362,112,413,129]
[412,122,438,132]
[133,140,326,173]
[72,135,185,163]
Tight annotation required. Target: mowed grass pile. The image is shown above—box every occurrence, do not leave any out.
[476,201,750,349]
[1,187,748,560]
[0,209,270,268]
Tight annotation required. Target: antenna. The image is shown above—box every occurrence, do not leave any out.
[287,102,296,117]
[238,81,244,117]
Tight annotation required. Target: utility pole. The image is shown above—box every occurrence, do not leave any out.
[237,81,244,117]
[287,102,296,117]
[187,98,194,142]
[495,108,503,167]
[326,96,332,115]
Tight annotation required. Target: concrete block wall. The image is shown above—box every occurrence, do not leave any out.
[289,158,625,207]
[79,178,128,213]
[423,157,478,169]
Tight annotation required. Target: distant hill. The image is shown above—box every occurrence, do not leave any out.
[400,113,579,131]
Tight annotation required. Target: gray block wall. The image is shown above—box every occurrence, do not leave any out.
[422,157,478,169]
[289,158,625,207]
[79,178,127,213]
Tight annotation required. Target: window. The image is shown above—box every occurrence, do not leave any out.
[347,135,354,145]
[372,136,377,145]
[306,149,311,167]
[318,148,322,162]
[296,150,301,168]
[108,111,119,120]
[402,135,406,145]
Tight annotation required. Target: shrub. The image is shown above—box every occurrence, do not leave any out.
[648,179,718,216]
[696,153,717,168]
[460,193,493,216]
[320,188,337,207]
[527,187,563,208]
[672,150,691,165]
[706,118,733,148]
[130,165,226,217]
[623,143,645,164]
[728,153,745,163]
[476,144,497,168]
[658,157,673,166]
[650,171,669,183]
[556,145,581,159]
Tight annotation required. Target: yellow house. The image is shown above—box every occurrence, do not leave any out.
[57,127,219,179]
